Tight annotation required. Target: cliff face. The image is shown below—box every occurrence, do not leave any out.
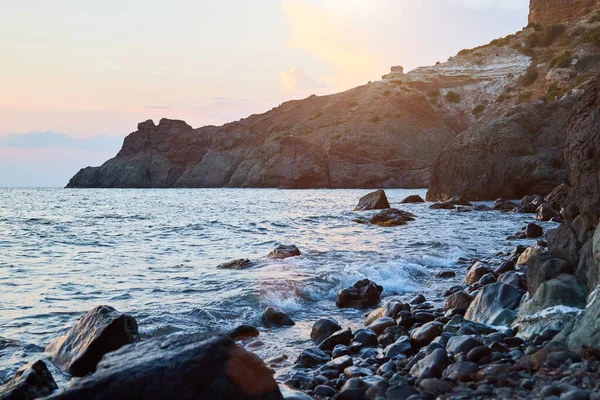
[67,83,455,189]
[529,0,598,25]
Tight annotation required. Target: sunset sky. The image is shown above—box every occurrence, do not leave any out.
[0,0,529,186]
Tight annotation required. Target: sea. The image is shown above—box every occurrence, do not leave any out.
[0,188,546,387]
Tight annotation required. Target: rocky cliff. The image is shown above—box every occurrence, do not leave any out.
[529,0,598,25]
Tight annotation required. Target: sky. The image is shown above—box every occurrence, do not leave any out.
[0,0,529,186]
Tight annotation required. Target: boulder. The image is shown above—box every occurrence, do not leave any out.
[564,287,600,351]
[464,283,524,326]
[545,184,570,211]
[46,335,282,400]
[576,239,599,290]
[261,308,295,327]
[463,262,494,285]
[310,317,341,343]
[365,318,396,335]
[410,322,444,348]
[537,203,559,222]
[216,258,253,270]
[268,245,301,259]
[378,326,407,347]
[495,260,515,274]
[355,190,390,211]
[512,274,588,339]
[319,328,353,351]
[572,212,599,244]
[384,336,413,358]
[446,196,473,206]
[547,224,580,267]
[444,291,473,313]
[336,378,369,399]
[369,208,415,227]
[0,360,58,400]
[353,329,378,347]
[517,246,544,266]
[409,347,449,379]
[46,305,140,377]
[336,279,383,309]
[429,202,456,210]
[527,254,573,295]
[228,325,260,340]
[295,347,331,368]
[526,223,543,238]
[446,336,483,355]
[497,271,527,290]
[493,199,519,212]
[442,361,479,382]
[364,301,409,326]
[400,195,425,204]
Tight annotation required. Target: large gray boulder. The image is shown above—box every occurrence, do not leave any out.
[464,283,524,326]
[547,224,580,267]
[355,190,390,211]
[527,254,573,295]
[46,305,140,377]
[46,335,282,400]
[0,360,57,400]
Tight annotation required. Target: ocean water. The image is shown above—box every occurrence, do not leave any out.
[0,188,544,386]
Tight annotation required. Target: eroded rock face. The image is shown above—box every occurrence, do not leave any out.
[46,335,283,400]
[529,0,598,25]
[426,100,573,201]
[46,305,140,377]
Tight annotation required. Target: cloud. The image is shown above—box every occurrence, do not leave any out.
[144,105,172,110]
[280,66,325,94]
[0,131,123,152]
[444,0,528,11]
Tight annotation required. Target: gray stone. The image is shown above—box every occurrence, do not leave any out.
[464,283,524,326]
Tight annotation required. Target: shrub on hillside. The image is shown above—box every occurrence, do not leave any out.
[427,89,440,97]
[472,105,485,115]
[550,51,572,69]
[518,91,533,104]
[370,115,380,124]
[522,65,538,86]
[445,91,461,103]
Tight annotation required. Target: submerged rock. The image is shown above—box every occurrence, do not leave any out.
[355,190,390,211]
[46,335,283,400]
[336,279,383,309]
[216,258,254,270]
[536,203,559,222]
[228,325,260,340]
[261,307,295,328]
[369,208,415,227]
[310,317,342,343]
[400,194,425,204]
[268,245,301,259]
[46,305,140,377]
[0,360,57,400]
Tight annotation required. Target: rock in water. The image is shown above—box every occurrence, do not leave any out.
[537,203,559,221]
[268,245,301,259]
[545,184,570,211]
[216,258,253,270]
[295,348,330,368]
[369,208,415,227]
[261,307,295,328]
[336,279,383,309]
[463,262,494,285]
[46,305,140,377]
[464,283,524,326]
[0,360,58,400]
[355,190,390,211]
[400,194,425,204]
[310,317,342,343]
[228,325,260,340]
[45,335,283,400]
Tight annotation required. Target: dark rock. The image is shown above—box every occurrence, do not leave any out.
[466,346,492,363]
[296,347,331,368]
[446,196,473,206]
[261,307,295,327]
[446,336,483,355]
[478,273,496,285]
[545,183,570,211]
[336,280,383,309]
[442,361,479,382]
[429,202,456,210]
[495,260,516,274]
[444,291,473,313]
[369,209,416,227]
[572,212,599,244]
[546,350,581,367]
[443,285,465,297]
[464,283,524,326]
[353,329,378,348]
[492,199,520,212]
[418,378,454,396]
[537,203,560,222]
[384,336,413,358]
[379,326,408,348]
[386,384,419,400]
[228,325,260,340]
[401,195,425,204]
[325,355,353,372]
[319,328,353,351]
[576,239,599,290]
[314,385,337,397]
[268,245,301,259]
[0,360,57,400]
[414,312,435,324]
[336,378,369,400]
[435,271,456,279]
[366,318,396,335]
[527,254,573,295]
[561,390,591,400]
[355,190,390,211]
[547,224,580,267]
[397,311,417,329]
[411,322,444,348]
[497,271,527,290]
[463,262,494,285]
[443,315,497,335]
[364,301,409,326]
[332,345,350,359]
[311,317,342,343]
[217,258,253,270]
[410,347,449,379]
[46,305,139,377]
[526,223,544,238]
[410,294,426,305]
[46,334,282,400]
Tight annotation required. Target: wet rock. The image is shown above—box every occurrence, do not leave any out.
[410,347,449,379]
[279,385,312,400]
[537,203,560,221]
[370,209,416,227]
[314,385,337,397]
[216,258,254,270]
[332,345,350,359]
[478,273,497,285]
[495,260,516,274]
[447,196,473,206]
[493,199,519,212]
[497,271,527,290]
[464,283,524,326]
[526,223,544,238]
[336,280,383,309]
[0,360,58,400]
[547,224,580,267]
[261,307,295,328]
[268,245,301,259]
[366,318,396,335]
[228,325,260,340]
[546,351,581,367]
[343,366,372,378]
[443,285,465,297]
[353,329,378,348]
[443,315,496,335]
[355,190,390,211]
[319,328,353,351]
[442,361,479,382]
[378,326,407,347]
[296,347,331,368]
[444,291,473,314]
[561,389,591,400]
[411,322,444,348]
[436,271,456,279]
[325,354,354,372]
[527,254,573,295]
[463,262,494,285]
[46,305,140,377]
[545,184,570,211]
[430,202,456,210]
[364,301,409,326]
[446,336,483,356]
[397,311,417,329]
[564,286,600,351]
[311,317,342,343]
[400,194,425,204]
[336,378,369,400]
[386,383,419,399]
[517,245,544,266]
[418,378,454,396]
[384,336,413,358]
[410,294,426,305]
[466,346,492,363]
[46,334,282,400]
